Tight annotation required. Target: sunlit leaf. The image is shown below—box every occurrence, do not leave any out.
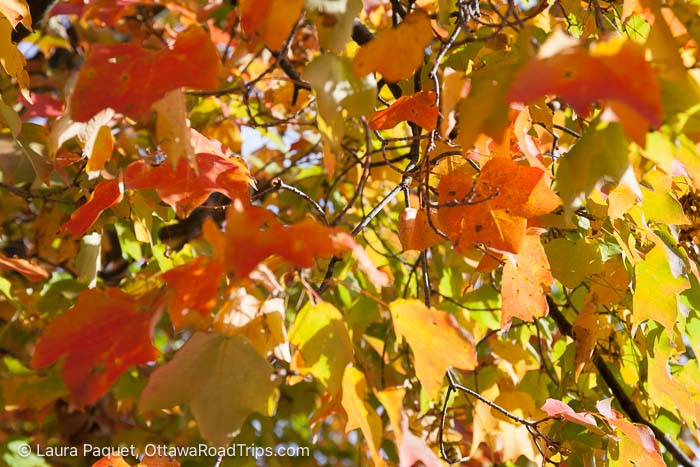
[353,9,433,83]
[289,301,353,395]
[370,91,438,131]
[70,26,222,121]
[501,231,553,329]
[389,299,476,399]
[140,332,277,446]
[341,366,384,465]
[61,178,124,240]
[32,288,161,406]
[438,157,560,253]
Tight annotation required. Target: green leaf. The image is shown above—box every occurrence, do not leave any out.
[556,123,631,212]
[633,246,690,334]
[289,301,353,395]
[139,333,277,446]
[545,238,603,288]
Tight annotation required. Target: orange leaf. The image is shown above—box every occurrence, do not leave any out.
[240,0,304,50]
[70,26,222,121]
[203,200,355,278]
[0,254,49,282]
[500,231,553,330]
[93,454,132,467]
[162,257,224,330]
[389,299,477,399]
[437,158,560,254]
[597,399,666,467]
[125,152,251,218]
[397,207,444,251]
[31,288,161,406]
[61,178,123,239]
[370,91,438,131]
[353,9,433,83]
[507,35,662,129]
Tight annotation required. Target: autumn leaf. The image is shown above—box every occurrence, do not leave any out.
[341,366,384,466]
[398,207,444,251]
[541,398,598,429]
[61,178,123,239]
[139,332,277,447]
[0,0,31,29]
[203,199,364,279]
[438,157,560,254]
[353,9,433,83]
[70,26,222,121]
[596,399,666,467]
[240,0,303,50]
[289,301,353,395]
[389,299,477,399]
[125,151,251,218]
[31,288,162,406]
[507,33,662,130]
[500,230,553,330]
[0,253,49,282]
[370,91,439,131]
[93,454,132,467]
[633,246,689,335]
[84,124,114,177]
[162,257,224,330]
[0,15,30,99]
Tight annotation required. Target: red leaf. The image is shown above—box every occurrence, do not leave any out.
[541,398,598,428]
[125,152,251,218]
[31,288,162,406]
[70,26,222,121]
[203,200,356,278]
[61,178,123,239]
[162,257,224,329]
[370,91,439,131]
[507,35,662,128]
[0,254,49,282]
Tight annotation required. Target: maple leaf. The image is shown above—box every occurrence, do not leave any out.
[31,288,162,406]
[507,33,662,130]
[289,301,353,395]
[341,366,384,466]
[438,157,560,254]
[389,299,477,399]
[0,0,31,29]
[203,199,368,279]
[500,230,553,330]
[125,152,251,218]
[541,398,598,429]
[398,207,444,251]
[70,26,222,121]
[61,178,124,239]
[161,257,224,330]
[240,0,303,50]
[370,91,439,131]
[633,246,689,335]
[139,332,277,447]
[353,9,433,83]
[596,399,666,467]
[0,253,49,282]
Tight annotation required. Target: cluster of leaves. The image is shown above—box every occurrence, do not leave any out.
[1,0,700,466]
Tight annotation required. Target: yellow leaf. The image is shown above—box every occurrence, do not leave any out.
[154,89,194,169]
[353,9,433,83]
[341,367,385,466]
[84,125,114,177]
[0,16,30,100]
[389,299,476,399]
[633,246,689,335]
[289,301,353,395]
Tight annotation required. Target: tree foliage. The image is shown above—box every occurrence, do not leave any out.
[1,0,700,466]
